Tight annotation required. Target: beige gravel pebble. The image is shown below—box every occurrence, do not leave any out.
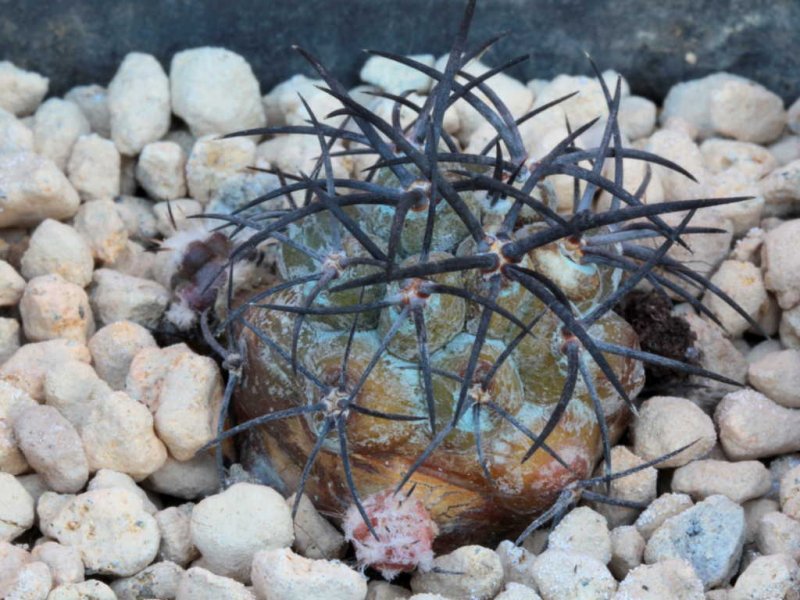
[0,60,49,116]
[288,493,347,560]
[715,389,800,459]
[64,84,111,138]
[0,259,25,306]
[152,198,204,236]
[156,504,199,567]
[50,488,160,576]
[114,195,159,241]
[33,98,91,171]
[614,559,703,600]
[90,268,169,328]
[495,540,538,590]
[145,452,219,500]
[0,380,37,474]
[20,220,94,288]
[755,511,800,562]
[87,469,160,514]
[548,506,611,564]
[0,472,35,542]
[748,349,800,408]
[14,405,88,493]
[609,526,645,580]
[30,542,83,587]
[0,107,34,153]
[0,317,21,364]
[360,53,434,96]
[700,138,778,179]
[20,274,95,343]
[592,446,657,527]
[634,494,694,540]
[73,199,129,265]
[110,560,184,600]
[709,78,787,144]
[88,321,156,390]
[176,566,255,600]
[760,159,800,217]
[185,135,257,204]
[37,492,75,539]
[80,389,168,480]
[781,465,800,521]
[494,582,541,600]
[1,560,52,600]
[0,152,80,228]
[108,52,171,156]
[136,141,187,201]
[0,339,91,401]
[762,219,800,309]
[730,553,800,600]
[366,580,412,600]
[191,482,294,582]
[632,396,716,468]
[251,547,368,600]
[66,134,121,201]
[46,579,117,600]
[126,343,193,410]
[671,459,771,504]
[410,545,503,600]
[645,130,706,200]
[43,360,108,430]
[743,498,781,544]
[531,550,616,600]
[703,260,767,337]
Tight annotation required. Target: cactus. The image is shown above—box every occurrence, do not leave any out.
[198,0,755,555]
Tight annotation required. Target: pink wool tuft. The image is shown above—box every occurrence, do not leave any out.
[343,488,439,580]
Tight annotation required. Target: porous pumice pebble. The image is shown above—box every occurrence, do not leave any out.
[135,140,187,201]
[709,78,787,144]
[144,452,219,500]
[263,74,343,127]
[251,547,368,600]
[760,159,800,218]
[0,317,20,364]
[609,526,645,581]
[0,380,37,474]
[66,133,121,201]
[360,53,435,96]
[0,560,53,600]
[156,504,199,567]
[19,274,95,343]
[43,359,109,430]
[0,152,80,228]
[634,494,695,541]
[176,567,255,600]
[170,47,265,137]
[743,497,780,544]
[659,72,745,139]
[715,389,800,459]
[32,98,91,171]
[531,550,616,600]
[108,52,171,156]
[748,349,800,408]
[88,320,156,390]
[644,130,706,200]
[702,260,767,338]
[64,84,111,138]
[13,405,89,493]
[152,198,204,236]
[366,580,412,600]
[780,465,800,521]
[20,219,94,288]
[632,396,716,468]
[110,560,184,600]
[80,389,168,480]
[755,511,800,561]
[0,338,91,401]
[256,132,352,179]
[671,459,772,504]
[185,135,257,204]
[87,469,160,514]
[0,107,34,153]
[191,482,294,582]
[547,506,612,564]
[90,268,170,328]
[47,579,117,600]
[0,259,25,306]
[782,303,800,348]
[288,493,347,560]
[0,541,31,584]
[114,195,159,241]
[645,495,745,589]
[0,60,49,116]
[618,95,657,140]
[73,199,129,264]
[730,553,800,600]
[37,491,76,539]
[410,545,504,600]
[591,446,657,527]
[126,343,194,410]
[700,138,778,179]
[30,541,83,587]
[494,582,542,600]
[49,488,160,577]
[762,219,800,310]
[614,559,704,600]
[0,472,35,542]
[495,540,538,590]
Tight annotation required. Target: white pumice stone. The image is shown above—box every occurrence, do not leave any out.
[591,446,657,527]
[20,219,94,288]
[645,495,745,589]
[531,550,616,600]
[780,465,800,521]
[176,566,255,600]
[709,78,787,144]
[108,52,171,156]
[66,133,121,201]
[494,582,542,600]
[609,526,645,581]
[43,359,108,431]
[185,135,257,204]
[19,274,95,343]
[659,72,746,139]
[251,547,368,600]
[191,482,294,582]
[110,560,184,600]
[716,389,800,459]
[755,511,800,561]
[0,107,34,153]
[90,268,169,328]
[0,380,37,475]
[47,579,117,600]
[156,504,199,567]
[32,98,91,171]
[0,259,25,306]
[0,152,80,228]
[762,219,800,310]
[671,459,772,504]
[80,389,168,480]
[0,60,49,116]
[88,320,156,390]
[410,545,504,600]
[170,47,266,138]
[288,493,347,559]
[0,472,35,542]
[366,581,412,600]
[730,553,800,600]
[136,141,188,201]
[548,506,611,564]
[73,199,129,264]
[64,84,111,138]
[0,560,53,600]
[632,396,716,468]
[14,405,89,493]
[703,260,767,338]
[87,469,160,515]
[748,349,800,408]
[615,559,704,600]
[0,317,20,365]
[30,541,83,587]
[144,452,220,500]
[360,53,435,96]
[0,339,91,401]
[49,488,160,577]
[152,198,204,236]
